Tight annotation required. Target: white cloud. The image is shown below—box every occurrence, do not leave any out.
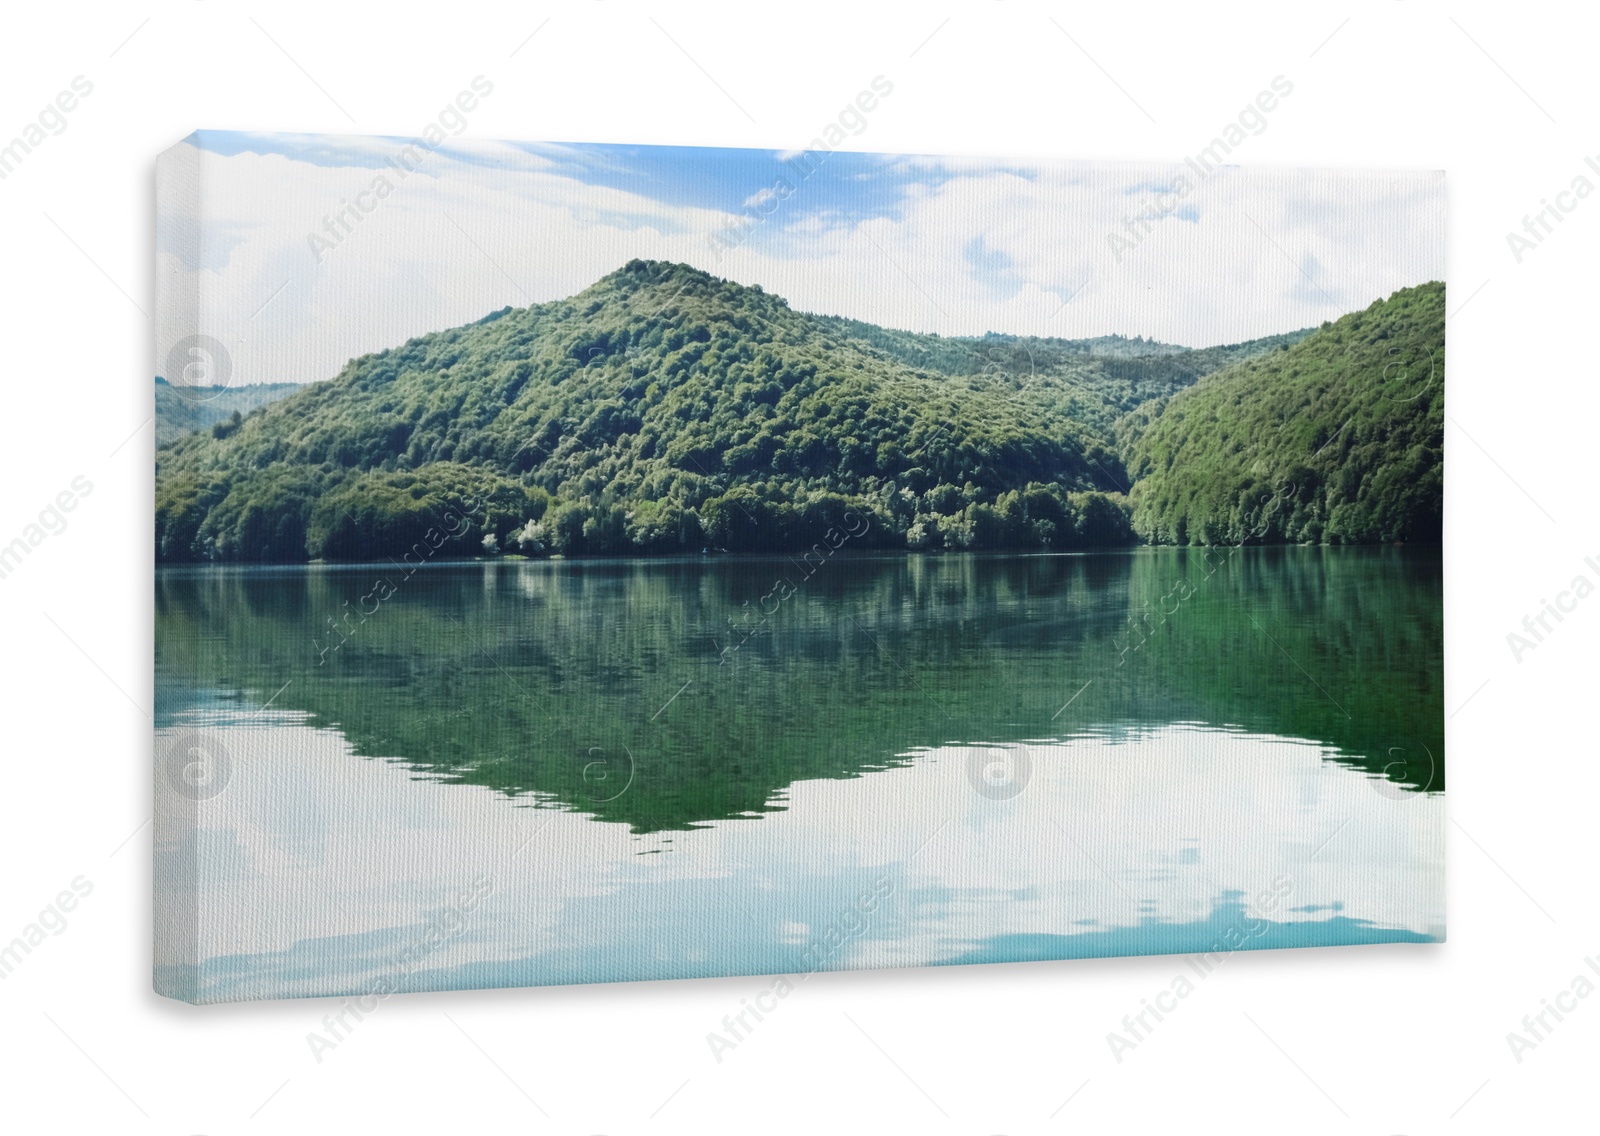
[156,137,1444,390]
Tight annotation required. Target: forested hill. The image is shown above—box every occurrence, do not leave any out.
[154,260,1439,564]
[1125,281,1444,545]
[155,260,1295,562]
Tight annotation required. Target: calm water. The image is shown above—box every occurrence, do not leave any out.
[154,548,1443,1002]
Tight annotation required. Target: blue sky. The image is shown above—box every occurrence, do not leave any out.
[189,130,974,240]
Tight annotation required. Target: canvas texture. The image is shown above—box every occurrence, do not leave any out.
[153,125,1444,1005]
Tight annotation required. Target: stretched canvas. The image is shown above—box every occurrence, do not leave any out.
[154,115,1445,1005]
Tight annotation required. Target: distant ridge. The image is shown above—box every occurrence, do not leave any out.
[155,377,300,447]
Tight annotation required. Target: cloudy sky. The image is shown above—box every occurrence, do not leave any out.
[156,131,1444,388]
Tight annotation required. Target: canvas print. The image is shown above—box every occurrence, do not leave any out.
[154,124,1444,1006]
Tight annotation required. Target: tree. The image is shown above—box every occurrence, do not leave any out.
[513,519,547,554]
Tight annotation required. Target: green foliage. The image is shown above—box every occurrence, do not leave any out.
[1126,283,1444,545]
[153,260,1438,562]
[305,465,542,562]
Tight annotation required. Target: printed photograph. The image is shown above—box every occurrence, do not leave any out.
[153,120,1444,1005]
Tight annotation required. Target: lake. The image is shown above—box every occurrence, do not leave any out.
[154,547,1443,1003]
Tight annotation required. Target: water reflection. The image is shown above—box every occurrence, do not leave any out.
[155,548,1444,835]
[155,706,1442,1002]
[156,550,1442,999]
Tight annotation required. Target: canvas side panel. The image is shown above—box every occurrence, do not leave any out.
[152,134,204,1003]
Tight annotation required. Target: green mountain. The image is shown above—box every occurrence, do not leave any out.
[1124,281,1444,545]
[154,260,1299,563]
[154,377,300,447]
[154,261,1440,564]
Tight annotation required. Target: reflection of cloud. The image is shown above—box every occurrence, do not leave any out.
[936,891,1433,967]
[155,709,1445,1001]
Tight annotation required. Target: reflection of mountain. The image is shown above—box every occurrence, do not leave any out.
[155,548,1441,833]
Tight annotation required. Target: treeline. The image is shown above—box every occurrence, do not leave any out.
[155,458,1134,561]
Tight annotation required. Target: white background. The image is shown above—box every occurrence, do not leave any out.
[0,2,1593,1132]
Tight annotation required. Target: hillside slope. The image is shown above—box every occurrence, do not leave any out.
[1125,282,1444,545]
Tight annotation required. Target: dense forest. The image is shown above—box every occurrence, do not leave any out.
[154,260,1442,563]
[1124,281,1444,545]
